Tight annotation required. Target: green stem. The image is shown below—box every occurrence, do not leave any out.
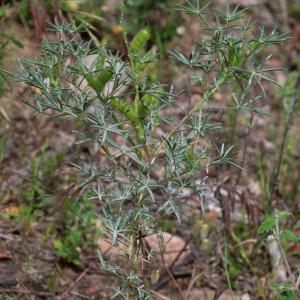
[275,220,300,297]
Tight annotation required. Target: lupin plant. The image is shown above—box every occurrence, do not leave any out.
[5,0,287,298]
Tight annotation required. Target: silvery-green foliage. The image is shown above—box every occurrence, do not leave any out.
[5,1,287,298]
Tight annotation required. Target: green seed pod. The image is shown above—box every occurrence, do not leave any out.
[186,147,196,170]
[126,108,140,125]
[130,28,151,55]
[111,98,144,141]
[111,98,130,114]
[85,53,113,97]
[144,93,157,109]
[138,93,155,118]
[135,124,144,142]
[111,98,139,124]
[96,53,106,70]
[85,68,113,96]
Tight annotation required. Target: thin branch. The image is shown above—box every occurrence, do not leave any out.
[58,265,91,299]
[268,96,298,212]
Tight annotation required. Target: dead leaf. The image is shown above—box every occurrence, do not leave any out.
[0,250,11,260]
[112,25,123,35]
[2,206,20,216]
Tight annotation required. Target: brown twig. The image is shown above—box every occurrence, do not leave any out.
[0,288,53,297]
[58,265,91,299]
[158,234,185,299]
[168,237,192,271]
[151,290,171,300]
[154,256,194,290]
[184,270,202,300]
[268,96,298,212]
[235,114,254,186]
[30,0,43,41]
[70,291,92,299]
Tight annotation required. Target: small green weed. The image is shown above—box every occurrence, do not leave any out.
[257,211,300,298]
[54,192,100,267]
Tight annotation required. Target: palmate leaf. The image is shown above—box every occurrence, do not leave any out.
[48,21,84,33]
[252,27,289,46]
[176,0,209,16]
[157,199,182,223]
[134,175,162,203]
[186,111,221,138]
[169,49,190,66]
[97,250,120,276]
[169,48,211,69]
[99,206,131,245]
[109,144,147,168]
[87,109,129,143]
[210,144,242,169]
[106,187,133,204]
